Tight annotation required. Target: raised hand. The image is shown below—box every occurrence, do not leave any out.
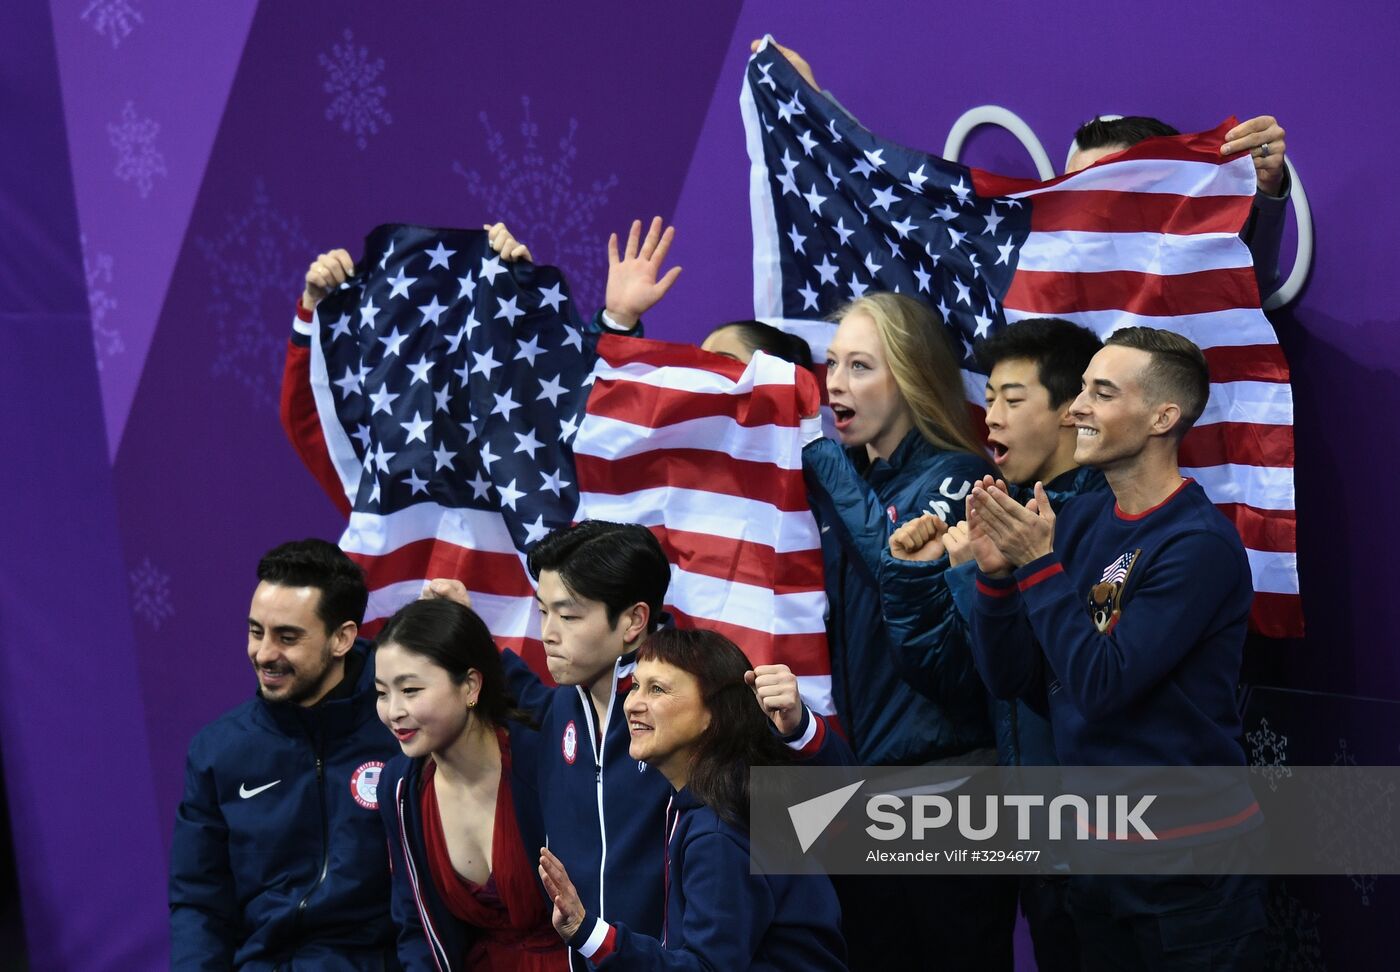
[746,663,804,736]
[965,495,1012,577]
[301,248,355,311]
[420,578,472,608]
[970,481,1056,569]
[1221,115,1287,196]
[943,521,973,567]
[484,222,533,263]
[605,217,682,328]
[888,513,950,562]
[538,847,586,942]
[749,38,819,90]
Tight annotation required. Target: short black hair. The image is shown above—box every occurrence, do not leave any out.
[974,317,1104,408]
[526,521,670,631]
[256,539,368,633]
[1074,115,1180,152]
[709,320,812,365]
[1105,326,1211,436]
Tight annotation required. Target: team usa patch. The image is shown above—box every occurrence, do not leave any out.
[562,720,578,765]
[349,761,384,810]
[886,504,898,523]
[1089,549,1141,634]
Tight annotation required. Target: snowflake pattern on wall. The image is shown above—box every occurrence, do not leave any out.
[452,95,619,310]
[82,236,123,370]
[129,557,173,629]
[82,0,143,48]
[319,28,392,150]
[1310,738,1395,906]
[1247,716,1292,791]
[108,101,167,198]
[195,180,310,407]
[1266,881,1326,972]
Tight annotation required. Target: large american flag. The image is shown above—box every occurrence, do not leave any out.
[280,224,834,712]
[742,39,1300,637]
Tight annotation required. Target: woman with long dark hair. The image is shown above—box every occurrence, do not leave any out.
[537,628,848,970]
[375,598,565,970]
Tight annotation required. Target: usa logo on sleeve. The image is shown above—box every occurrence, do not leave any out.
[562,720,578,765]
[350,761,384,810]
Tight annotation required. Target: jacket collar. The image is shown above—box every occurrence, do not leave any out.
[854,428,933,485]
[257,639,377,737]
[671,786,704,811]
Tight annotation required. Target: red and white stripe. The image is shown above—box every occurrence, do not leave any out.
[576,335,835,714]
[290,311,838,689]
[972,123,1299,637]
[335,503,550,676]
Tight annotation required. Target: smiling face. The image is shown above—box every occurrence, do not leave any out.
[535,570,643,688]
[373,641,479,758]
[625,658,711,787]
[984,357,1077,486]
[1070,344,1160,470]
[247,582,353,706]
[824,311,913,460]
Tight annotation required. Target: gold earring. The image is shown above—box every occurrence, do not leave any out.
[467,698,477,708]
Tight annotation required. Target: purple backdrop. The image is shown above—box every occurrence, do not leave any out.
[6,0,1397,967]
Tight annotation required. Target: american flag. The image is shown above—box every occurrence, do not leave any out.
[1100,550,1139,587]
[742,39,1301,638]
[280,224,834,712]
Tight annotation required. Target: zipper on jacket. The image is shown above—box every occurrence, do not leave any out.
[293,751,330,925]
[576,677,613,921]
[397,774,452,971]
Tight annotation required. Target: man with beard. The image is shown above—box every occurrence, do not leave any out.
[170,539,400,970]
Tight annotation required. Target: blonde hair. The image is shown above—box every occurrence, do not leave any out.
[835,293,982,456]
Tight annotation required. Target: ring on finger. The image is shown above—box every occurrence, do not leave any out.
[1258,141,1271,158]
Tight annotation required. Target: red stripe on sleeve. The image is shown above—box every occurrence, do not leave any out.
[1017,562,1064,591]
[797,714,828,756]
[280,339,351,517]
[590,925,619,964]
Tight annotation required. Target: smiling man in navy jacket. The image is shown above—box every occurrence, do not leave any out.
[170,539,400,970]
[967,328,1266,970]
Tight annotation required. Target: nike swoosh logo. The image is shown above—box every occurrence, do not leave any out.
[239,780,282,799]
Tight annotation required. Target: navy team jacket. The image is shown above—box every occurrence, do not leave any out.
[503,649,840,971]
[804,429,996,765]
[566,709,850,971]
[169,642,400,971]
[502,648,672,971]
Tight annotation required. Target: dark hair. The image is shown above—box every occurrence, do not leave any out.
[257,539,368,633]
[707,320,812,366]
[974,317,1104,408]
[1073,115,1180,153]
[526,521,670,631]
[375,598,532,729]
[1104,326,1211,436]
[636,628,791,827]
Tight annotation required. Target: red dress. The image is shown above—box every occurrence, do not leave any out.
[420,731,565,970]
